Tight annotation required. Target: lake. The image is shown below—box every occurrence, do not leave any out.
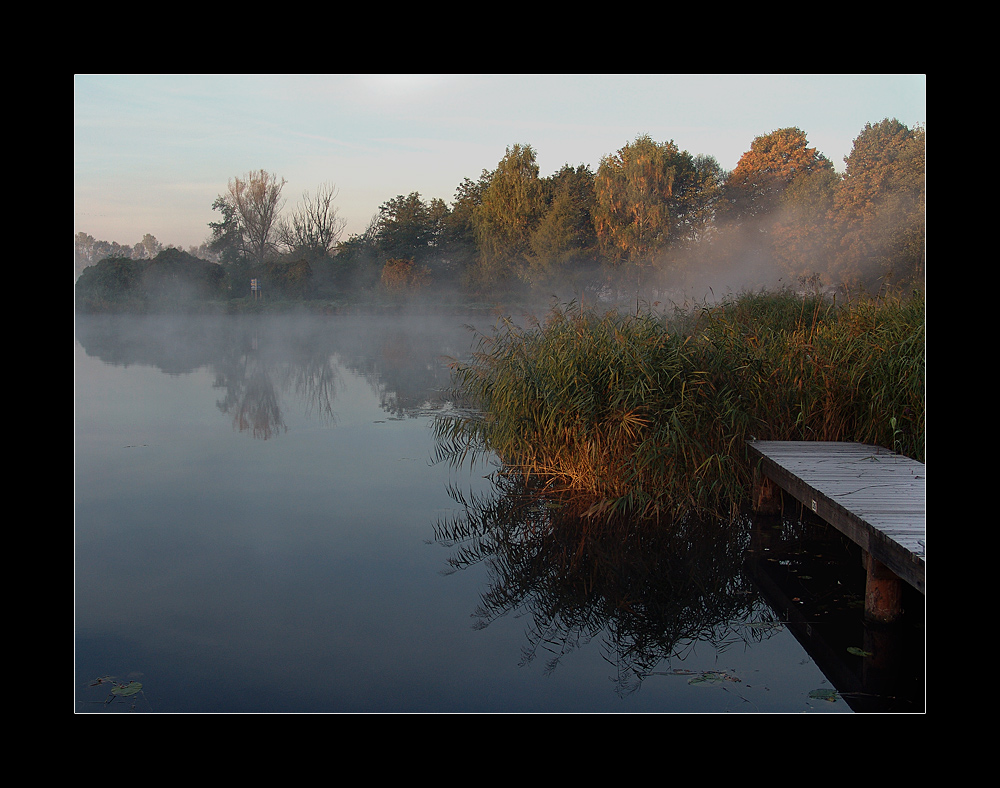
[74,311,924,713]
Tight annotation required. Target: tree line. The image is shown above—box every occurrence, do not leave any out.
[76,118,925,305]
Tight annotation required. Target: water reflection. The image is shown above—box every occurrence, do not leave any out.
[433,418,924,711]
[74,313,473,440]
[213,327,290,439]
[433,471,784,696]
[746,513,925,712]
[75,313,921,711]
[210,322,340,439]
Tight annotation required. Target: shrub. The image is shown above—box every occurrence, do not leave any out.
[380,258,431,292]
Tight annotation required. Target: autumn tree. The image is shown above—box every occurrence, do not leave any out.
[75,232,97,274]
[713,128,836,288]
[722,127,835,223]
[78,236,135,264]
[207,170,286,295]
[132,233,163,260]
[380,257,431,292]
[833,119,925,291]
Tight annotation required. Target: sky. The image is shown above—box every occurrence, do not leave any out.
[74,74,926,253]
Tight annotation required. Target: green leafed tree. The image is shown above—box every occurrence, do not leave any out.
[526,164,599,291]
[441,175,487,285]
[374,192,437,263]
[769,166,841,287]
[471,144,545,292]
[209,194,247,293]
[668,154,727,248]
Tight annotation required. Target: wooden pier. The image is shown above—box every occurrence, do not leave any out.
[747,440,925,622]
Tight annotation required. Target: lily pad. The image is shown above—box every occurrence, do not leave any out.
[847,646,873,657]
[808,688,838,702]
[111,681,143,697]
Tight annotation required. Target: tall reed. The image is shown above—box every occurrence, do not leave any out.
[435,289,925,523]
[693,289,925,461]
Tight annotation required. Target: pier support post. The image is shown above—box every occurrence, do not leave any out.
[863,551,903,623]
[752,469,782,515]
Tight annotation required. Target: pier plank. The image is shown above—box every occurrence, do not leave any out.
[747,440,925,595]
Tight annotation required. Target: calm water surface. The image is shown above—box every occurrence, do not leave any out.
[74,313,923,713]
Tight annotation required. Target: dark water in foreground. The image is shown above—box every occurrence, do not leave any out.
[74,313,924,713]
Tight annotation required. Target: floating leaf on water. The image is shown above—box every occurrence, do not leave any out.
[688,671,738,686]
[112,681,143,697]
[808,688,838,702]
[847,646,873,657]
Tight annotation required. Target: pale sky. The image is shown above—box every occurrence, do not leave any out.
[74,74,926,253]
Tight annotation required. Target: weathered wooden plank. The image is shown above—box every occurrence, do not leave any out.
[747,440,925,598]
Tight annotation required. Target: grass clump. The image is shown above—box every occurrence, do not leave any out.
[435,290,924,523]
[436,302,748,522]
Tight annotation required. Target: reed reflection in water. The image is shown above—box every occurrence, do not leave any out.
[433,470,785,698]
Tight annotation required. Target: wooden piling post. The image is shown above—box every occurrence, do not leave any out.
[863,551,903,623]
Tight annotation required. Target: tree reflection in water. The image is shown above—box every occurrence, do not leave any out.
[433,470,783,696]
[213,322,339,440]
[75,313,469,442]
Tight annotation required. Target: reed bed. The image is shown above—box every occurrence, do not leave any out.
[434,289,924,523]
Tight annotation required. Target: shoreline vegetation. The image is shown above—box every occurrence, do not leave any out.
[432,289,924,525]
